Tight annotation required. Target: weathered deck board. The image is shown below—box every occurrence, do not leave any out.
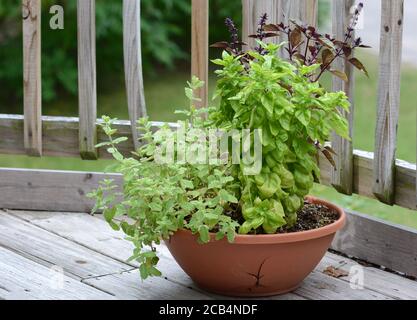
[157,243,391,300]
[3,174,417,280]
[0,247,114,300]
[323,252,417,300]
[0,212,131,280]
[4,210,417,300]
[83,269,213,300]
[9,210,136,263]
[6,210,221,297]
[331,208,417,279]
[8,210,304,300]
[294,269,390,300]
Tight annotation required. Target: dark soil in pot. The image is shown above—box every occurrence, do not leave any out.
[219,199,340,234]
[166,197,346,297]
[282,201,340,233]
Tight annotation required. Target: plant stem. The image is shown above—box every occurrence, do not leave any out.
[303,36,310,65]
[287,30,293,61]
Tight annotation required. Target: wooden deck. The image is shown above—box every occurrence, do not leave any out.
[1,209,416,300]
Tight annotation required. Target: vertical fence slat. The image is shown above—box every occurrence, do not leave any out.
[191,0,209,109]
[281,0,318,26]
[22,0,42,157]
[280,0,318,56]
[373,0,404,205]
[123,0,147,150]
[77,0,97,160]
[242,0,282,49]
[242,0,318,45]
[331,0,355,195]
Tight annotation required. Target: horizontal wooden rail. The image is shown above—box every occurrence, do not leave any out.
[0,168,122,213]
[0,114,416,210]
[0,114,165,159]
[0,0,415,283]
[331,209,417,278]
[320,149,416,211]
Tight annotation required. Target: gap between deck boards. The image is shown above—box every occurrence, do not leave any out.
[0,210,216,300]
[2,210,417,300]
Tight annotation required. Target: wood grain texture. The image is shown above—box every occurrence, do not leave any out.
[295,268,390,300]
[22,0,42,157]
[11,210,304,300]
[320,149,416,210]
[0,168,123,212]
[242,0,282,49]
[0,212,131,280]
[1,115,417,210]
[2,176,417,279]
[280,0,318,57]
[10,211,137,265]
[123,0,147,150]
[191,0,209,109]
[331,0,355,195]
[5,210,215,300]
[322,252,417,300]
[281,0,318,26]
[162,243,390,300]
[11,210,409,301]
[83,268,213,300]
[331,208,417,279]
[0,114,168,158]
[77,0,97,160]
[0,247,114,300]
[373,0,404,204]
[7,209,416,300]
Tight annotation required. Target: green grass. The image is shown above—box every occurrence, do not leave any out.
[1,51,417,229]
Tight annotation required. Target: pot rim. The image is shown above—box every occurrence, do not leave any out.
[177,196,346,245]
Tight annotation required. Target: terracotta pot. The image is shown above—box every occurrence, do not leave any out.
[165,196,346,297]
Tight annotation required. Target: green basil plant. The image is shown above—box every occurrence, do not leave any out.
[89,5,368,279]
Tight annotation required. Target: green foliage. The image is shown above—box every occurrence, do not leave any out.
[209,42,350,234]
[88,4,354,280]
[91,41,351,278]
[0,0,189,104]
[0,0,330,108]
[88,78,240,279]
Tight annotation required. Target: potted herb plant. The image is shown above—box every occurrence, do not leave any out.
[89,3,368,297]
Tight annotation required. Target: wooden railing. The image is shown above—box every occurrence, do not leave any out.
[1,0,414,209]
[1,0,417,278]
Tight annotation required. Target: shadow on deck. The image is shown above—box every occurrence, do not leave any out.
[0,210,416,300]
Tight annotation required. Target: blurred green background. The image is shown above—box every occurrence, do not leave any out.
[0,0,416,229]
